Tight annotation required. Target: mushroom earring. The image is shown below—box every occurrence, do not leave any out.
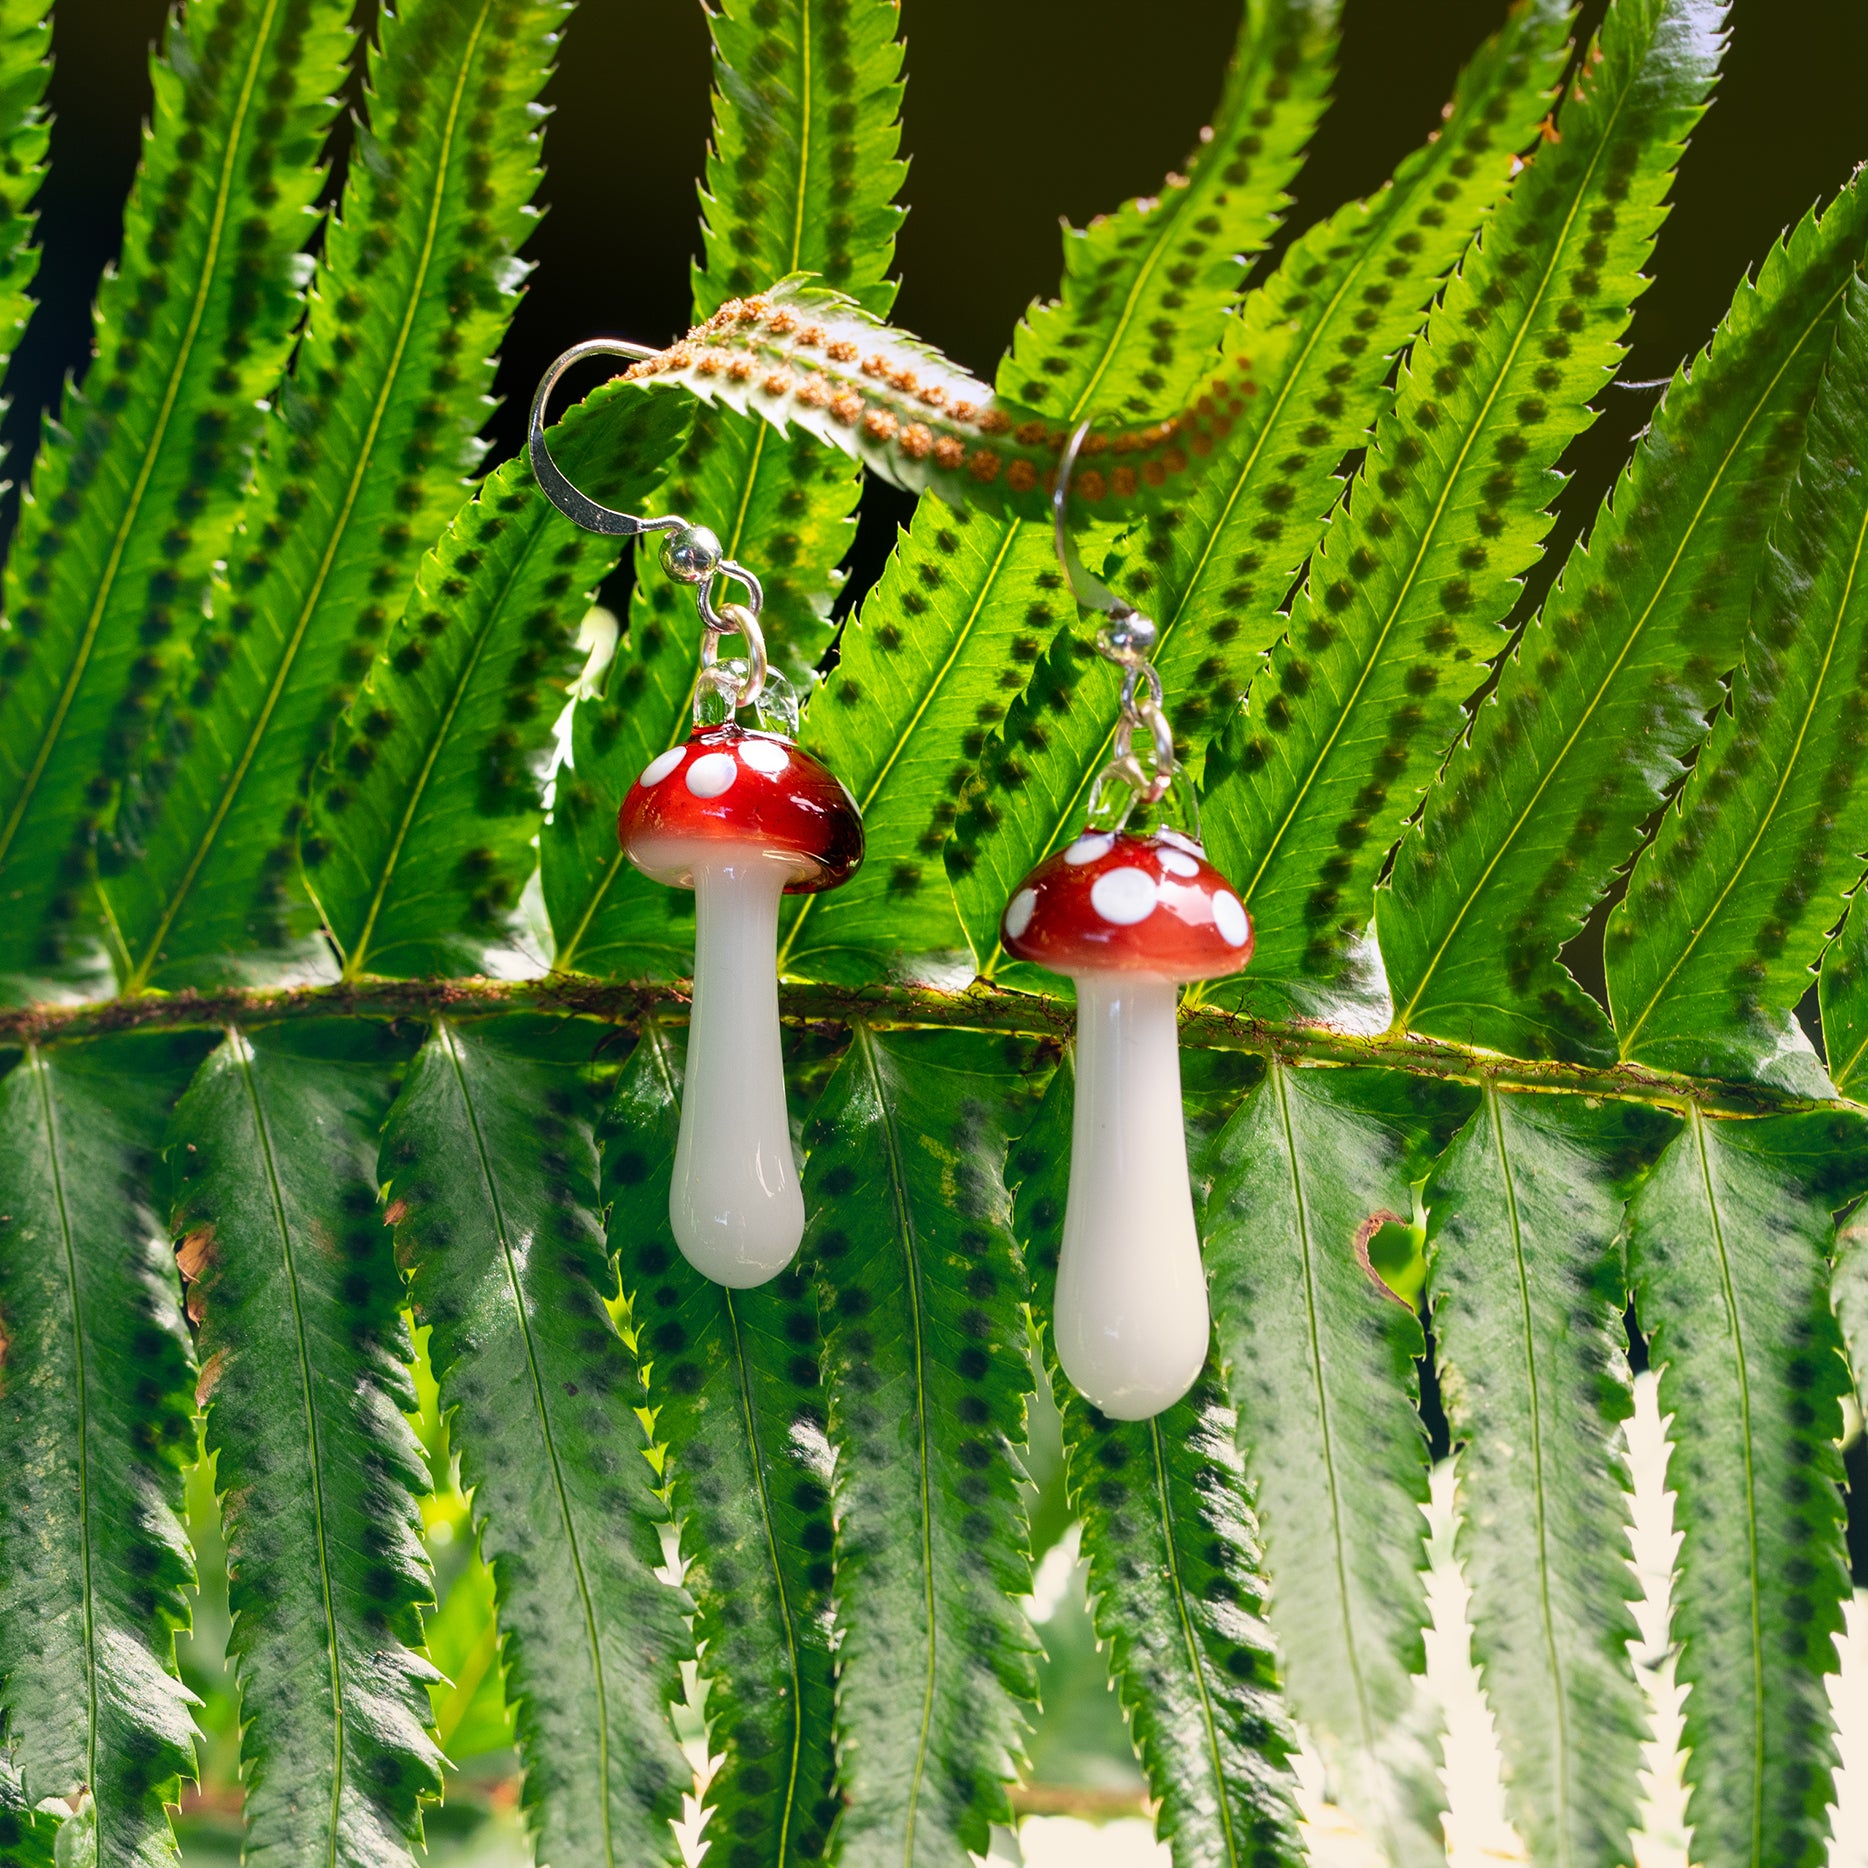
[1005,428,1254,1421]
[531,342,864,1287]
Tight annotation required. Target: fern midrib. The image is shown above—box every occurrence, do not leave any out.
[343,517,537,977]
[1146,1413,1241,1868]
[780,522,1024,969]
[1685,1106,1766,1865]
[722,1289,808,1862]
[436,1018,619,1867]
[1484,1088,1574,1862]
[1392,288,1845,1032]
[1269,1060,1397,1860]
[854,1023,939,1862]
[1235,77,1631,914]
[1617,493,1868,1055]
[230,1027,347,1864]
[122,0,492,990]
[32,1050,99,1829]
[0,0,281,871]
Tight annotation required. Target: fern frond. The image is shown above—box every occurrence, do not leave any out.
[1199,0,1726,1022]
[1608,273,1868,1089]
[0,0,349,995]
[1203,1061,1473,1866]
[1012,1056,1304,1868]
[765,0,1341,987]
[381,1016,692,1868]
[1820,887,1868,1096]
[301,385,688,980]
[948,0,1573,986]
[1386,176,1868,1062]
[604,1021,839,1866]
[997,0,1338,424]
[543,0,906,971]
[171,1021,440,1865]
[0,0,50,363]
[1625,1108,1868,1868]
[1424,1089,1672,1865]
[0,1036,206,1865]
[98,0,564,992]
[805,1026,1043,1862]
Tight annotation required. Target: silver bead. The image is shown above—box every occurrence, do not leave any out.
[661,523,723,585]
[1100,608,1158,659]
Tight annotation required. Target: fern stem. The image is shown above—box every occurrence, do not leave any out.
[5,978,1845,1117]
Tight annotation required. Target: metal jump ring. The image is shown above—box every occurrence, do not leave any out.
[697,599,769,716]
[529,338,680,537]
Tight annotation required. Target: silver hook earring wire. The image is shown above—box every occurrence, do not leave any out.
[530,338,770,718]
[1054,421,1189,836]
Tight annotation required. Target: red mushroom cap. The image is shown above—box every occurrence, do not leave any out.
[1001,827,1252,980]
[618,724,864,893]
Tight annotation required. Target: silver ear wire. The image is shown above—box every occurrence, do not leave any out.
[531,338,771,720]
[1054,421,1191,835]
[529,337,680,537]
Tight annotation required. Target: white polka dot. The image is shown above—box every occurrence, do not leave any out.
[1091,867,1157,926]
[1155,827,1202,856]
[686,752,738,799]
[639,746,685,788]
[1159,850,1200,878]
[1065,832,1114,866]
[739,736,789,777]
[1003,888,1038,941]
[1213,890,1249,948]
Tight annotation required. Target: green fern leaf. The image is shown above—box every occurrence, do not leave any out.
[1608,274,1868,1090]
[1833,1186,1868,1415]
[948,0,1572,985]
[0,1036,206,1865]
[0,0,50,363]
[0,0,349,994]
[774,508,1068,980]
[99,0,564,992]
[775,0,1343,984]
[1423,1089,1672,1866]
[1203,1062,1473,1866]
[300,385,688,980]
[0,1759,57,1867]
[803,1026,1041,1863]
[1384,178,1868,1063]
[1011,1054,1304,1868]
[996,0,1338,424]
[381,1016,692,1868]
[1625,1108,1868,1868]
[170,1021,440,1865]
[542,0,906,973]
[1199,0,1726,1023]
[603,1021,840,1866]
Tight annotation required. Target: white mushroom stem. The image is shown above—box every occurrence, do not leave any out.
[671,849,805,1286]
[1053,971,1210,1420]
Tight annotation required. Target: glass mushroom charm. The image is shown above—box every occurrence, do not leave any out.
[1009,423,1254,1419]
[618,715,861,1283]
[526,338,864,1287]
[1004,826,1251,1418]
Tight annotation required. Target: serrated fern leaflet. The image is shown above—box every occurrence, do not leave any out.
[0,0,347,995]
[382,1017,691,1868]
[1384,175,1868,1064]
[606,1021,839,1866]
[0,1036,204,1866]
[99,0,563,991]
[1199,0,1726,1023]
